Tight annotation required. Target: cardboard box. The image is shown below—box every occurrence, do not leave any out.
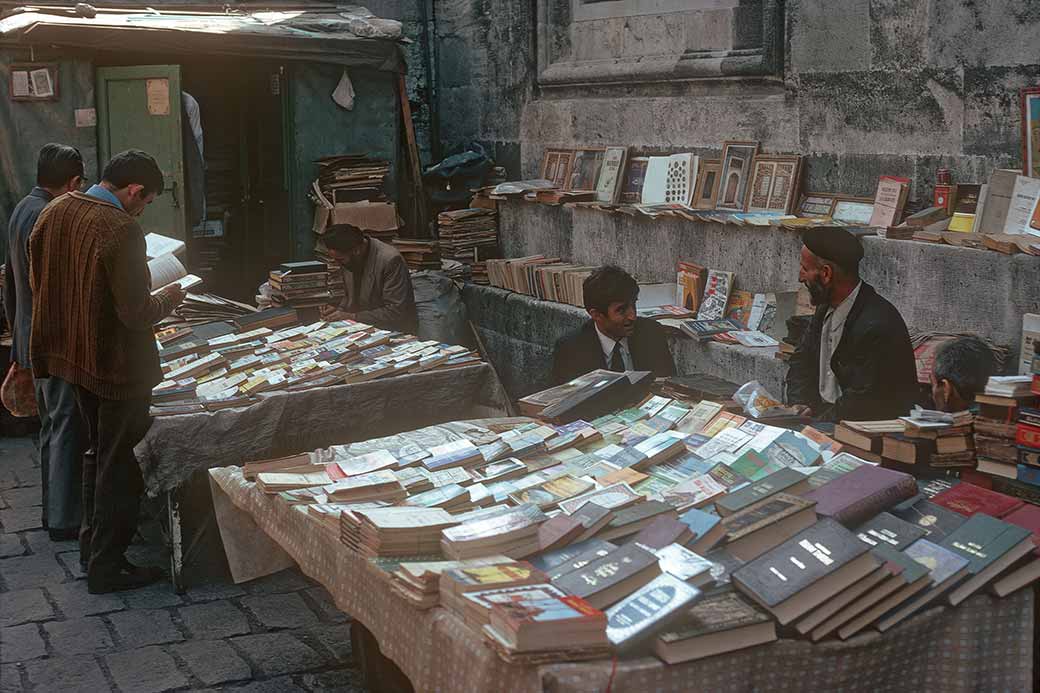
[313,201,400,235]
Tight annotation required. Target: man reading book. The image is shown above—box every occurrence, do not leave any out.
[552,265,675,384]
[29,150,184,593]
[319,224,418,334]
[786,228,917,421]
[931,336,995,412]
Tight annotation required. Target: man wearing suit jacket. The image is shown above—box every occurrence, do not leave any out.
[786,228,919,422]
[552,265,675,385]
[320,224,418,334]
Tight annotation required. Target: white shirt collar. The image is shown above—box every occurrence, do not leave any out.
[594,324,628,362]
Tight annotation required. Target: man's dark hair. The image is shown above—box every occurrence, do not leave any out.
[583,265,639,314]
[323,224,366,253]
[101,150,164,196]
[36,143,84,189]
[933,336,995,401]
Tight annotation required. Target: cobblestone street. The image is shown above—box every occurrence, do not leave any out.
[0,437,367,692]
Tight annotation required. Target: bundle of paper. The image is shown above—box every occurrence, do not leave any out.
[349,507,459,558]
[483,595,609,663]
[323,470,407,504]
[441,504,548,560]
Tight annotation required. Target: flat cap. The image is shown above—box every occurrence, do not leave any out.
[801,227,864,271]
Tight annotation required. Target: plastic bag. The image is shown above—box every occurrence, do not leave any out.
[734,380,799,419]
[1,363,37,417]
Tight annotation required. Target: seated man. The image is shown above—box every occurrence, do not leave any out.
[786,228,918,421]
[931,336,995,412]
[320,223,418,334]
[552,265,675,384]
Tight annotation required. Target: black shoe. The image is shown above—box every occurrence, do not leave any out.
[87,563,165,594]
[49,528,79,542]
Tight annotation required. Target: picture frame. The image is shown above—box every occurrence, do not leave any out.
[618,156,649,204]
[797,193,841,217]
[831,196,875,226]
[9,63,59,102]
[540,149,575,189]
[746,155,802,214]
[1021,87,1040,178]
[692,159,722,210]
[568,147,607,192]
[594,146,628,204]
[716,141,760,211]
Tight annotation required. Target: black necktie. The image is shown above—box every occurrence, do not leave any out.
[609,341,625,372]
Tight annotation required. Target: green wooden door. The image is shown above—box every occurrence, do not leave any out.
[96,65,187,240]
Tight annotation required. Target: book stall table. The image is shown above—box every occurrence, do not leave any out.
[207,420,1035,693]
[137,365,510,591]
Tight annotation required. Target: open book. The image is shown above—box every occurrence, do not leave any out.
[145,232,186,260]
[148,253,202,296]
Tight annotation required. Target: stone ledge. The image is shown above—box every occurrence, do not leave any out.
[497,199,1040,351]
[463,284,784,398]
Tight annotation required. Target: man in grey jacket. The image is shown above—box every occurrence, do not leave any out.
[320,224,418,334]
[4,143,86,540]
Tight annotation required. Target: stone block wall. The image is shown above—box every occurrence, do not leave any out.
[432,0,1040,205]
[497,200,1040,353]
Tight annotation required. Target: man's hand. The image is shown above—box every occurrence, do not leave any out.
[320,307,354,322]
[162,284,187,306]
[792,404,814,417]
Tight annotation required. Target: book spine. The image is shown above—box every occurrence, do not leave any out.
[835,478,918,526]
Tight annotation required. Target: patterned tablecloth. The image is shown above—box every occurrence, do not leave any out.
[208,423,1035,693]
[136,364,510,495]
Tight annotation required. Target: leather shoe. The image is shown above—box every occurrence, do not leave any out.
[87,562,165,594]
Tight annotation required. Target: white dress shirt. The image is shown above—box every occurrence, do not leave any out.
[595,325,633,371]
[818,281,862,404]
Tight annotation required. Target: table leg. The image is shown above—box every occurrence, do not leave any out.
[350,621,413,693]
[167,489,186,594]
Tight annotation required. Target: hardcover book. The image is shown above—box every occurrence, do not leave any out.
[940,514,1034,605]
[552,543,661,609]
[890,498,967,542]
[803,465,917,527]
[650,543,715,586]
[604,573,702,649]
[597,501,676,541]
[716,468,811,517]
[872,538,971,632]
[732,518,878,624]
[721,493,818,561]
[678,507,725,554]
[529,539,616,574]
[853,512,927,551]
[931,483,1024,519]
[654,592,775,664]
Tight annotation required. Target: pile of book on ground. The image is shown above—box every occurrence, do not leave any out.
[392,239,442,271]
[240,368,1040,665]
[437,208,499,284]
[313,154,390,206]
[268,260,345,310]
[150,313,482,415]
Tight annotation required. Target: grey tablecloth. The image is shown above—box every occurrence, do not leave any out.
[137,364,510,495]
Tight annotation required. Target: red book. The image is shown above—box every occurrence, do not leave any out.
[931,483,1024,519]
[802,465,917,527]
[325,463,347,481]
[1002,504,1040,556]
[1015,421,1040,449]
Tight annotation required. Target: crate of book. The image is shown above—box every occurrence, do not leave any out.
[268,260,342,309]
[232,379,1040,669]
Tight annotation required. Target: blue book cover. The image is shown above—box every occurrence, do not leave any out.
[902,538,969,586]
[1017,464,1040,487]
[761,431,822,468]
[679,507,721,540]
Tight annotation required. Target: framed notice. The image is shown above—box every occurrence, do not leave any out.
[831,196,875,226]
[9,63,59,102]
[568,148,606,191]
[540,148,575,189]
[1021,87,1040,178]
[716,141,760,212]
[798,193,840,217]
[746,155,802,214]
[692,159,722,210]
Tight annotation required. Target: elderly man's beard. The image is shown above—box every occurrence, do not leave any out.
[804,278,831,306]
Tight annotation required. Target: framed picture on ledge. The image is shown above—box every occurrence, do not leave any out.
[716,141,760,212]
[1021,87,1040,178]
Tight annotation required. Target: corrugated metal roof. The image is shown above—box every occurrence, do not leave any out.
[0,7,406,70]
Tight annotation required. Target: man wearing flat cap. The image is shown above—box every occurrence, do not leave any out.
[786,228,918,421]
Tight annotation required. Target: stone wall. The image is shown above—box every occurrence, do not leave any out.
[496,200,1040,353]
[433,0,1040,204]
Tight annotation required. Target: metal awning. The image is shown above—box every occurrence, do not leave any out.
[0,8,406,71]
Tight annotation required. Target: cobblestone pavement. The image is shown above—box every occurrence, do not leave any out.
[0,437,368,692]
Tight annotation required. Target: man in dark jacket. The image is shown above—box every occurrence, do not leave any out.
[319,224,418,334]
[552,265,675,385]
[5,144,85,540]
[786,228,918,422]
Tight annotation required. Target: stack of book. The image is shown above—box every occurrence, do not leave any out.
[484,595,610,663]
[889,408,976,470]
[1016,406,1040,488]
[437,208,499,278]
[340,506,459,558]
[269,261,340,309]
[314,154,390,205]
[387,556,507,608]
[393,239,442,271]
[486,257,596,307]
[441,504,548,559]
[440,560,548,615]
[834,420,906,463]
[974,376,1038,481]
